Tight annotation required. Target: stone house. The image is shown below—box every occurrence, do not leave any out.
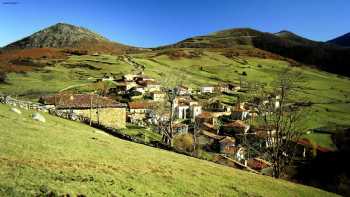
[127,101,155,125]
[197,130,225,150]
[151,91,166,101]
[231,100,249,120]
[128,101,154,114]
[175,85,191,95]
[222,120,250,135]
[176,104,190,119]
[172,123,189,135]
[219,136,236,155]
[139,81,161,92]
[190,104,202,121]
[39,94,127,128]
[215,83,230,93]
[174,96,202,120]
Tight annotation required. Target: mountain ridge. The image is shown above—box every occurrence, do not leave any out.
[3,23,137,54]
[327,32,350,47]
[163,28,350,76]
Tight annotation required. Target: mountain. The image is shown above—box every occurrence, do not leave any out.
[164,28,350,76]
[327,32,350,47]
[274,30,318,45]
[3,23,137,54]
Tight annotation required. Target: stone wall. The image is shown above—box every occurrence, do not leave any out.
[74,108,126,129]
[0,94,126,129]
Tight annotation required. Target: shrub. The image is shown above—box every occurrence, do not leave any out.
[0,71,7,83]
[173,133,194,153]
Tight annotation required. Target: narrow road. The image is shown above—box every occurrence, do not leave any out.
[122,55,145,72]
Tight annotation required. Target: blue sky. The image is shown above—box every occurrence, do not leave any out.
[0,0,349,47]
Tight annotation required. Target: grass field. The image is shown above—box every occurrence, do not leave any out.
[0,50,349,148]
[0,104,338,196]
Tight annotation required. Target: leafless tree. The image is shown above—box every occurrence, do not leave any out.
[244,68,308,178]
[150,75,179,146]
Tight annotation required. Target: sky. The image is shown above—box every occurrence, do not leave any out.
[0,0,349,48]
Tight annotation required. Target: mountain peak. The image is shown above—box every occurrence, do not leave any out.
[274,30,316,45]
[274,30,296,37]
[4,22,110,49]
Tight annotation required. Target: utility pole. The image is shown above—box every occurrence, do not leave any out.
[90,93,93,126]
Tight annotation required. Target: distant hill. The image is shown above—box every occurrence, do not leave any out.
[274,30,319,45]
[3,23,138,54]
[164,28,350,76]
[327,32,350,47]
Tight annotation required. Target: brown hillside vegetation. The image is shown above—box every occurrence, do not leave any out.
[0,48,67,73]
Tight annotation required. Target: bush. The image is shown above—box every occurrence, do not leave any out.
[173,134,194,153]
[0,71,7,83]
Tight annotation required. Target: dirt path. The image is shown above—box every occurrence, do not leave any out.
[122,55,145,72]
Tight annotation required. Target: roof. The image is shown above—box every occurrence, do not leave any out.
[136,75,154,80]
[297,138,335,153]
[201,85,215,88]
[219,136,236,144]
[197,111,214,119]
[201,130,225,140]
[224,120,248,129]
[138,80,160,86]
[128,101,155,109]
[172,123,188,129]
[39,94,126,109]
[177,85,189,90]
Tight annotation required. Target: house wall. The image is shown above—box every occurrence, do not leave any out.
[74,108,126,129]
[191,106,202,119]
[176,106,189,119]
[220,144,236,154]
[201,87,214,93]
[152,94,165,101]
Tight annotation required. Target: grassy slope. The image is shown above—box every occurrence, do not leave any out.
[132,51,350,148]
[0,51,349,148]
[0,104,337,197]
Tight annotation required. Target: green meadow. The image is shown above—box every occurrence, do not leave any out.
[1,50,349,148]
[0,104,338,197]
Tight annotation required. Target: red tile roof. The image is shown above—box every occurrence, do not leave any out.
[40,94,126,109]
[128,101,155,109]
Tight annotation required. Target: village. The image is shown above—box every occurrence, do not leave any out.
[23,71,323,175]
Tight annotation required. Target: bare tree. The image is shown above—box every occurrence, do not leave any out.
[244,68,308,178]
[151,74,179,146]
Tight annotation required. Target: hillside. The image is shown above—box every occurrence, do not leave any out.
[164,28,350,76]
[0,104,337,196]
[1,51,349,149]
[274,30,318,45]
[327,32,350,47]
[3,23,136,54]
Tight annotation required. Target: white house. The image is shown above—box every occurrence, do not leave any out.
[176,104,190,119]
[190,104,202,120]
[201,85,215,94]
